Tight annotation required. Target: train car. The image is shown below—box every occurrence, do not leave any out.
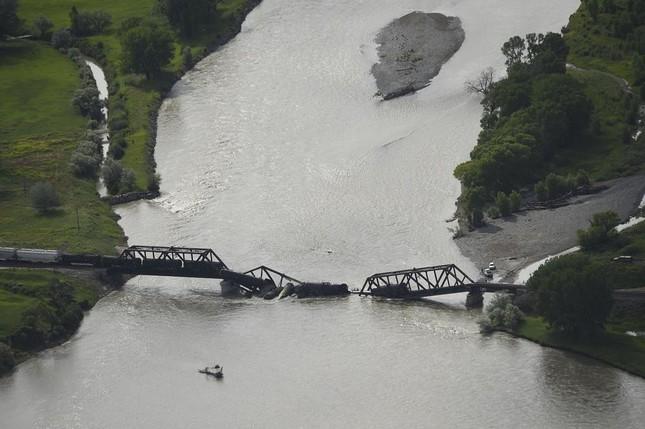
[15,248,62,263]
[61,253,101,266]
[0,247,17,261]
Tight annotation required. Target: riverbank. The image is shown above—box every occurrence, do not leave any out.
[371,11,464,99]
[456,175,645,280]
[502,317,645,378]
[0,268,126,376]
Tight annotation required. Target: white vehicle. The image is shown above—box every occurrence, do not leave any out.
[483,268,493,278]
[488,262,496,271]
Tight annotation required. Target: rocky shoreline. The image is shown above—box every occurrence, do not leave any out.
[455,175,645,281]
[372,11,464,100]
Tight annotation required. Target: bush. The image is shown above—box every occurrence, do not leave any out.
[487,206,501,219]
[509,190,521,212]
[72,87,104,121]
[182,46,193,70]
[70,7,112,36]
[528,254,613,337]
[102,158,123,194]
[70,152,100,178]
[495,192,512,217]
[51,29,72,49]
[30,182,61,213]
[534,181,548,201]
[0,342,15,375]
[33,16,53,40]
[108,143,124,159]
[575,170,590,187]
[148,173,161,192]
[119,168,136,193]
[479,294,524,331]
[577,211,621,250]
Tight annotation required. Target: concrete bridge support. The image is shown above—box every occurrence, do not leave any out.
[465,287,484,308]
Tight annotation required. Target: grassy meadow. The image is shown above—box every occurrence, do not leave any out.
[516,317,645,378]
[0,40,124,254]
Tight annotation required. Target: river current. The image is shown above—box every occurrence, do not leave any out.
[2,0,645,427]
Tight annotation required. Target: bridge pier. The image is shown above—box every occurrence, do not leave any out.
[465,287,484,308]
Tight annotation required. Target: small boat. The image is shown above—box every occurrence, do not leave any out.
[199,364,223,378]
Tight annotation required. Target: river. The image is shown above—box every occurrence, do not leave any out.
[2,0,645,427]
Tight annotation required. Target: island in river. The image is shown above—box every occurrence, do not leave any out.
[371,11,465,100]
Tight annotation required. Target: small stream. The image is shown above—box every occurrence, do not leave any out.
[84,60,109,197]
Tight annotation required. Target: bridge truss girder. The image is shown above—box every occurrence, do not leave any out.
[119,245,227,268]
[359,264,474,296]
[243,265,302,288]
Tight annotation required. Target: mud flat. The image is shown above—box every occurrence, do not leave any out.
[455,175,645,280]
[371,11,465,99]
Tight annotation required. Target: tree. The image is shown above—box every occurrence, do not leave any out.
[51,29,72,49]
[102,157,123,194]
[465,67,495,95]
[30,182,61,213]
[479,294,524,331]
[158,0,216,37]
[577,211,621,250]
[501,35,525,69]
[119,168,136,193]
[459,185,487,227]
[72,87,104,121]
[69,7,112,36]
[120,20,173,79]
[528,254,613,338]
[0,0,20,36]
[33,16,53,40]
[587,0,600,21]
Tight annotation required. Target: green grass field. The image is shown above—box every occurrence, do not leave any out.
[0,40,125,254]
[516,317,645,378]
[552,68,645,180]
[17,0,254,190]
[564,2,633,82]
[0,269,101,340]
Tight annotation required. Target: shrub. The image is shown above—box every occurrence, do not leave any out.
[72,87,104,121]
[30,182,61,213]
[70,7,112,36]
[487,206,501,219]
[33,16,53,40]
[575,170,590,187]
[108,142,124,159]
[119,168,136,193]
[577,211,621,250]
[509,190,521,212]
[148,173,161,192]
[102,158,123,194]
[495,192,512,217]
[70,152,100,178]
[0,342,15,375]
[51,29,72,49]
[534,181,548,201]
[479,294,524,332]
[182,46,193,70]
